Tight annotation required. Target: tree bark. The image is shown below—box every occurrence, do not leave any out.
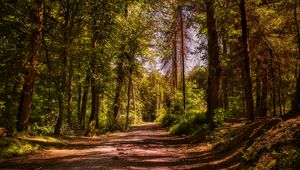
[80,74,90,129]
[239,0,255,121]
[222,39,229,110]
[291,0,300,113]
[112,60,125,130]
[205,0,221,129]
[269,48,276,116]
[54,93,64,135]
[85,36,99,136]
[172,11,178,92]
[260,58,268,117]
[67,61,73,125]
[179,7,186,112]
[255,59,262,117]
[85,77,99,136]
[77,79,82,121]
[17,0,43,132]
[125,73,132,130]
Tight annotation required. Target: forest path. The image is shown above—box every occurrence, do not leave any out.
[0,123,242,169]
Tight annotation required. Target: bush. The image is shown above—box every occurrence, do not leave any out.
[213,108,232,127]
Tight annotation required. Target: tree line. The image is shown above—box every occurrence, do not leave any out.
[0,0,300,136]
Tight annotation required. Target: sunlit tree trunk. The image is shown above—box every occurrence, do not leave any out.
[17,0,43,132]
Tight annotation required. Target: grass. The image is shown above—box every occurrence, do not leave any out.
[0,135,67,158]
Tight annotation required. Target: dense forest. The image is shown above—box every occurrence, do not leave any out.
[0,0,300,169]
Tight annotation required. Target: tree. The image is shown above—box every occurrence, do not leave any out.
[205,0,221,129]
[17,0,44,132]
[239,0,254,121]
[179,5,186,112]
[291,0,300,114]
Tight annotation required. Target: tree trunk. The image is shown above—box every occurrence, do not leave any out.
[67,61,73,125]
[112,60,125,130]
[85,77,99,136]
[172,13,178,92]
[291,0,300,113]
[179,7,186,112]
[132,83,137,124]
[205,0,221,129]
[77,79,82,121]
[239,0,255,121]
[85,34,99,136]
[260,59,268,117]
[17,0,43,132]
[80,75,90,129]
[255,59,262,117]
[222,39,229,110]
[269,48,276,116]
[278,64,282,116]
[54,93,64,135]
[125,73,132,130]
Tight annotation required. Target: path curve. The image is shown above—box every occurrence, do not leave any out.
[0,123,192,170]
[0,122,242,169]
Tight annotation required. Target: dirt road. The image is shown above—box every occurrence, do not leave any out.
[0,123,242,170]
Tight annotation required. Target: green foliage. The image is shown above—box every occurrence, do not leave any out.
[169,112,207,135]
[213,108,233,127]
[0,138,37,158]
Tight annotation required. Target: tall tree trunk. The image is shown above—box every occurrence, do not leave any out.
[80,74,90,129]
[278,62,285,114]
[239,0,255,121]
[125,73,132,130]
[85,77,99,136]
[85,36,98,136]
[172,12,178,92]
[17,0,43,132]
[291,0,300,113]
[54,93,64,135]
[205,0,221,129]
[255,59,262,117]
[278,64,282,116]
[269,48,276,116]
[260,58,268,117]
[77,79,82,121]
[132,83,137,124]
[179,7,186,112]
[222,39,229,110]
[111,2,128,130]
[67,60,73,125]
[112,60,125,129]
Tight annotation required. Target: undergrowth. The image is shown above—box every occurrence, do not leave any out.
[0,138,39,158]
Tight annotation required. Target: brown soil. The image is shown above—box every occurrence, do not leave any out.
[0,123,243,170]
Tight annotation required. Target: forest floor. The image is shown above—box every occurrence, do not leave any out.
[1,117,300,170]
[0,122,244,170]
